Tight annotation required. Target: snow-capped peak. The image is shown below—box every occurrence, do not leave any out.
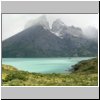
[51,19,66,32]
[51,19,67,38]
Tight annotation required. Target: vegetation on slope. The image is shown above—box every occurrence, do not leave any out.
[2,58,98,86]
[72,58,98,73]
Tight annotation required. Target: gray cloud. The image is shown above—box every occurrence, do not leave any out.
[2,14,98,40]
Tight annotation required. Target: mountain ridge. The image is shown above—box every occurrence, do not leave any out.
[2,15,98,57]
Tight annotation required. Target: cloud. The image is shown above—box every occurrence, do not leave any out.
[2,14,98,40]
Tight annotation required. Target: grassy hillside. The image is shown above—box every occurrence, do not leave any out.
[72,58,98,73]
[2,58,98,86]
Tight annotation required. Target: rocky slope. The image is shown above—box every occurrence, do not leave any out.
[2,15,98,57]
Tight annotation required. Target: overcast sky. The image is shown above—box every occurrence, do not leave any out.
[2,14,99,40]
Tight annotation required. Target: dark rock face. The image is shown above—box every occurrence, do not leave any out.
[2,16,98,57]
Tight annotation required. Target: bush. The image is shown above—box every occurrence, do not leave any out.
[7,79,25,86]
[5,71,27,82]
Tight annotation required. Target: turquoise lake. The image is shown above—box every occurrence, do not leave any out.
[2,57,93,73]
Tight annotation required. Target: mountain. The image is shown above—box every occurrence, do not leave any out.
[2,16,98,57]
[25,15,50,30]
[51,19,98,57]
[51,19,84,38]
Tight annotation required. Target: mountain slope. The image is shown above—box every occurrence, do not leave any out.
[2,16,98,57]
[3,25,66,57]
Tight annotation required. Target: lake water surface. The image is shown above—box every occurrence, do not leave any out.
[2,57,93,73]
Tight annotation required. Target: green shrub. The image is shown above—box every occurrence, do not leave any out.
[4,71,27,82]
[7,79,25,86]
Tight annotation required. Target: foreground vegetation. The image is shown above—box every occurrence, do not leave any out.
[2,58,98,86]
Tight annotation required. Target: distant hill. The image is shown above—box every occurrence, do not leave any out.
[2,15,98,57]
[72,58,98,74]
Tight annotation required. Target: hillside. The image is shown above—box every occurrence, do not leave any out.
[2,58,98,86]
[72,58,98,73]
[2,16,98,57]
